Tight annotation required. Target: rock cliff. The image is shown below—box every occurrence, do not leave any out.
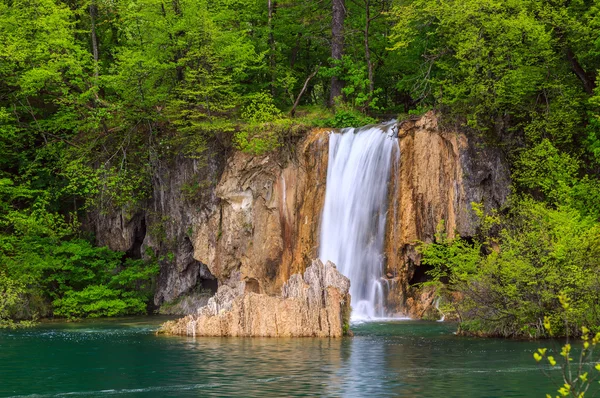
[91,112,509,319]
[159,259,351,337]
[385,113,509,317]
[86,143,226,312]
[190,129,329,297]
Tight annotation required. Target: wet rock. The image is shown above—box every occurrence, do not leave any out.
[158,259,351,337]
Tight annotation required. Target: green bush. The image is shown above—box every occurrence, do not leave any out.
[0,271,30,328]
[233,92,290,156]
[53,285,147,318]
[233,128,282,156]
[1,234,158,320]
[319,56,382,111]
[315,103,377,128]
[515,140,600,219]
[241,92,282,124]
[419,200,600,338]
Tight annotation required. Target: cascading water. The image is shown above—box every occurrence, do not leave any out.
[319,122,399,321]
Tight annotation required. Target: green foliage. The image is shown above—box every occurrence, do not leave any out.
[515,140,600,218]
[241,92,282,124]
[233,93,290,155]
[389,0,598,149]
[53,285,147,319]
[234,128,282,156]
[0,172,157,321]
[320,56,382,110]
[407,105,433,117]
[315,103,377,128]
[586,87,600,164]
[417,220,481,288]
[514,140,580,204]
[1,234,158,320]
[0,271,32,328]
[62,160,149,212]
[420,200,600,338]
[534,297,600,398]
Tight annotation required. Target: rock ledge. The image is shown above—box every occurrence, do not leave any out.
[158,259,351,337]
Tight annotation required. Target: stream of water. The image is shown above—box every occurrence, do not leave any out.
[0,317,559,397]
[319,123,399,320]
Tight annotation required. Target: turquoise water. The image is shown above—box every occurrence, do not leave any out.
[0,318,561,397]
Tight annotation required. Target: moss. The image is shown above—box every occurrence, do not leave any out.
[342,303,352,336]
[342,321,350,336]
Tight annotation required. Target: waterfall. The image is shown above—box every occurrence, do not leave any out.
[434,297,446,322]
[319,123,399,321]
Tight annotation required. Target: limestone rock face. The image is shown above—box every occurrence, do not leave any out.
[192,130,329,296]
[144,149,225,307]
[85,210,146,256]
[89,113,509,320]
[159,259,351,337]
[384,112,510,317]
[87,143,226,310]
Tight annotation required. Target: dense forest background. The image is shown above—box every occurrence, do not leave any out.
[1,0,599,336]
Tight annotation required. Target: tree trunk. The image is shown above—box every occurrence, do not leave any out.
[566,48,596,95]
[89,1,99,80]
[291,65,320,117]
[329,0,345,107]
[268,0,277,96]
[364,0,374,105]
[290,33,302,69]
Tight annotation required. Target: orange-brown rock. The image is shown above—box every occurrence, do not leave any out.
[158,259,351,337]
[385,112,509,317]
[191,130,330,296]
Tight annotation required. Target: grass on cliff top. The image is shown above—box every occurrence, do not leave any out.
[231,103,382,156]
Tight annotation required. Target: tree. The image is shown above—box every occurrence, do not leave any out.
[330,0,346,106]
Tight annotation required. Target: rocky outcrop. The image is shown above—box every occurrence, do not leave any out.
[87,141,226,311]
[159,259,351,337]
[143,147,225,307]
[191,129,329,297]
[384,112,510,317]
[90,112,509,319]
[87,210,146,257]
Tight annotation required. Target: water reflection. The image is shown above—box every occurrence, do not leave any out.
[0,318,565,397]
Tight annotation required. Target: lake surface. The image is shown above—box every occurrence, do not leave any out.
[0,317,563,397]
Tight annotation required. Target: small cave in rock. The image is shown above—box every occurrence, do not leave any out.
[265,257,279,280]
[196,263,218,296]
[125,214,146,259]
[409,262,435,286]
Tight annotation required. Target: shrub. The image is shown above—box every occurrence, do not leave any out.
[534,294,600,397]
[1,235,158,320]
[419,200,600,338]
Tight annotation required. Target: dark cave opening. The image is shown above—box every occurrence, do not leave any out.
[409,261,435,285]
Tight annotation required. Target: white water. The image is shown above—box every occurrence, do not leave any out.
[434,297,446,322]
[319,123,399,321]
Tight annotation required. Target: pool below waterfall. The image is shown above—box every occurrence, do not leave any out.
[0,317,561,397]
